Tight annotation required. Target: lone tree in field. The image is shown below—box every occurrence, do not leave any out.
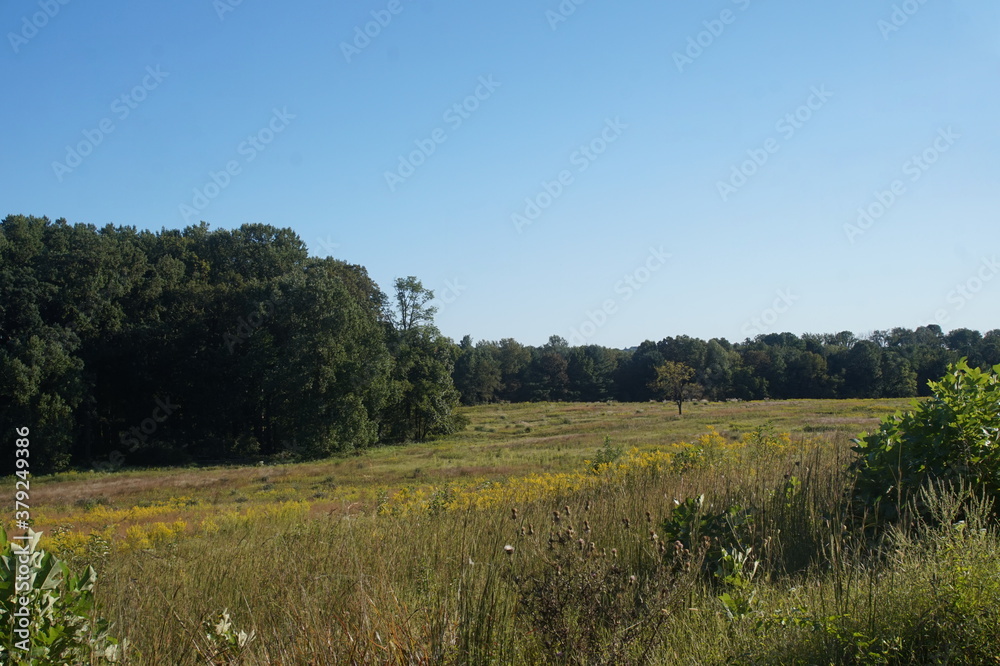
[650,361,695,415]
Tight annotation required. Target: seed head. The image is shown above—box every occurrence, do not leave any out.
[503,544,514,555]
[511,507,518,520]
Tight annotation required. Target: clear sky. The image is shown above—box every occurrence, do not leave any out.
[3,0,998,348]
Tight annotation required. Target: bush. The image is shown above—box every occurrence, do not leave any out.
[589,436,623,473]
[0,528,124,664]
[851,359,1000,521]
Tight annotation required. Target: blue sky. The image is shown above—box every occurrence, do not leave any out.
[3,0,998,348]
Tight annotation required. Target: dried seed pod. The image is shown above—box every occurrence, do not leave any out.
[583,520,591,533]
[511,507,518,520]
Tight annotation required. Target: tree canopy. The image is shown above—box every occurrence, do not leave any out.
[3,214,998,473]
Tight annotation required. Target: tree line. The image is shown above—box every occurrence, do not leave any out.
[453,327,1000,407]
[1,216,461,473]
[2,216,997,472]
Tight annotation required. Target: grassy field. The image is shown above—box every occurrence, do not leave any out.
[13,397,1000,664]
[28,398,909,542]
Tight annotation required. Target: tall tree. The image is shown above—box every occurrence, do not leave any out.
[392,276,436,332]
[382,277,462,441]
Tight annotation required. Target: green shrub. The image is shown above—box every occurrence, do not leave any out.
[660,494,753,578]
[0,528,124,664]
[589,436,623,473]
[851,360,1000,521]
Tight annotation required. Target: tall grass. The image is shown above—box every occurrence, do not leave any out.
[53,427,1000,663]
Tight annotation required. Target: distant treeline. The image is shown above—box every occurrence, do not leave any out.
[452,327,999,406]
[2,216,997,472]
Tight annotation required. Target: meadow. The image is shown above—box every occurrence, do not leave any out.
[10,396,1000,664]
[28,399,904,551]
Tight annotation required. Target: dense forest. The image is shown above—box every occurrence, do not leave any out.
[2,215,998,472]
